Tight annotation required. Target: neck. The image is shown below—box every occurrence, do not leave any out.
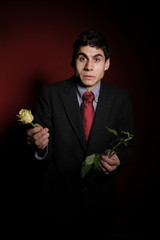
[75,75,99,92]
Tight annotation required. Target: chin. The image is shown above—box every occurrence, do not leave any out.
[81,79,95,87]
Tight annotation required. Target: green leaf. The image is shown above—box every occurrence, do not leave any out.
[119,138,124,142]
[81,164,92,178]
[124,136,133,142]
[121,131,134,139]
[123,142,128,147]
[85,154,96,165]
[93,154,101,169]
[106,127,118,136]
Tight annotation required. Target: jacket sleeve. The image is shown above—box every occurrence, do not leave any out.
[34,85,54,162]
[116,90,136,171]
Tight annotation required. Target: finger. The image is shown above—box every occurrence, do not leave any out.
[105,149,112,155]
[35,123,43,129]
[101,158,119,170]
[99,161,116,173]
[28,133,49,146]
[99,162,108,173]
[101,155,115,166]
[27,126,42,136]
[102,153,120,166]
[34,132,50,146]
[33,128,49,141]
[38,138,49,150]
[27,127,49,146]
[105,149,117,159]
[100,161,117,172]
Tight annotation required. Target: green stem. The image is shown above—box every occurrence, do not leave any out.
[108,141,121,157]
[30,122,36,128]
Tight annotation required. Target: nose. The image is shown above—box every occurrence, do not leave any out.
[84,59,93,71]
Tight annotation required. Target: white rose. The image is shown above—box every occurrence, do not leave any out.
[17,109,34,124]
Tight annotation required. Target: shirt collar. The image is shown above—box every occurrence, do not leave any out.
[76,81,101,103]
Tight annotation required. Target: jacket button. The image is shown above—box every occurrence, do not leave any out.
[84,185,87,191]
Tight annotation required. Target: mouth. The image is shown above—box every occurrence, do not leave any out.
[83,75,95,79]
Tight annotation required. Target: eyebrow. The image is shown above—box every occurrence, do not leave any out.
[77,52,103,59]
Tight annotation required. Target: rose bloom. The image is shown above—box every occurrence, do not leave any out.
[17,109,34,124]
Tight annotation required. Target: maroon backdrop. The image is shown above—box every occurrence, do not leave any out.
[0,0,159,234]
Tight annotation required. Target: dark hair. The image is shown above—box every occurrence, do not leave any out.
[71,30,109,68]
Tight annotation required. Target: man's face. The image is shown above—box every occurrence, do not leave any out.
[75,45,110,91]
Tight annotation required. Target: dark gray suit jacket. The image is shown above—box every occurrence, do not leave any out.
[34,75,136,224]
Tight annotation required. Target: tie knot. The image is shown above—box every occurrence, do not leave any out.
[82,92,94,103]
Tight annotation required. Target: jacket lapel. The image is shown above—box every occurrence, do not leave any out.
[60,77,87,152]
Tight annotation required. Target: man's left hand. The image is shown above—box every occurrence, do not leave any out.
[99,149,120,173]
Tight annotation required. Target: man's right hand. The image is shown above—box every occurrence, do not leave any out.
[27,123,50,150]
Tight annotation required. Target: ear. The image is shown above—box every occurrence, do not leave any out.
[104,58,110,71]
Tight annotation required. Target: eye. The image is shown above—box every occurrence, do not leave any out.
[79,57,87,62]
[93,58,100,62]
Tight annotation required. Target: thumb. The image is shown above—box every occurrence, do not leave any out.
[105,149,112,155]
[35,123,43,130]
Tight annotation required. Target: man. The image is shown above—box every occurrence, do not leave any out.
[27,31,135,229]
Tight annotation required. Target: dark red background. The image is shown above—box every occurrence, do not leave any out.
[0,0,159,235]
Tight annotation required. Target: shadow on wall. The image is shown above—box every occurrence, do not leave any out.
[0,73,49,220]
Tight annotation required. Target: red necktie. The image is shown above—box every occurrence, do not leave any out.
[81,92,95,141]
